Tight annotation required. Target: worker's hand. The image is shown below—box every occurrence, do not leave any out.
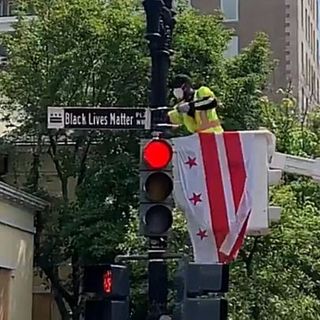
[176,102,190,114]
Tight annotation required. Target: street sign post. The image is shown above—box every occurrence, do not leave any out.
[47,107,151,130]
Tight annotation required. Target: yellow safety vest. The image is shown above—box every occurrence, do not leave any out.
[168,86,224,134]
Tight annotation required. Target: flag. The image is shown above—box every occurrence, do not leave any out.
[172,132,256,264]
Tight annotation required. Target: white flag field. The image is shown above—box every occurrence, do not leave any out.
[172,131,274,264]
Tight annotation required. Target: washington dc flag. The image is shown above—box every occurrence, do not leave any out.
[172,132,257,264]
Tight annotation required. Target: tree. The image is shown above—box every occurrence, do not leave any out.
[1,0,148,318]
[0,0,274,319]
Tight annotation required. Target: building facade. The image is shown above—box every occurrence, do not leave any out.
[0,0,319,108]
[191,0,320,110]
[0,182,48,320]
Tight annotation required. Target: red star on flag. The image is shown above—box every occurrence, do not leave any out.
[189,193,202,206]
[196,229,208,240]
[185,156,197,169]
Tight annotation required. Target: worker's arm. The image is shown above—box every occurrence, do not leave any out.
[190,97,218,111]
[168,105,198,133]
[174,98,217,117]
[193,86,217,107]
[168,106,183,125]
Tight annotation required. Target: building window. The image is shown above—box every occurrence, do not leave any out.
[308,15,310,42]
[301,88,305,110]
[224,36,239,58]
[317,40,319,65]
[301,0,304,28]
[305,53,308,80]
[317,0,319,29]
[311,69,315,93]
[308,58,310,85]
[220,0,239,21]
[309,59,311,86]
[305,8,308,37]
[301,42,304,74]
[313,29,315,54]
[310,22,313,52]
[0,0,14,17]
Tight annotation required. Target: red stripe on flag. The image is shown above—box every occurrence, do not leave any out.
[199,133,229,262]
[222,214,250,264]
[223,132,246,212]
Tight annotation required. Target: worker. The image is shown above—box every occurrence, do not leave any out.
[168,74,223,134]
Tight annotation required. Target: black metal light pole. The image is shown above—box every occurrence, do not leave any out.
[143,0,175,107]
[143,0,175,318]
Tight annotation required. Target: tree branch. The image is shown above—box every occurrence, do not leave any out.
[73,136,83,159]
[52,287,70,320]
[26,134,42,193]
[239,237,260,277]
[34,210,45,265]
[48,134,69,203]
[71,253,82,319]
[42,265,76,309]
[246,237,259,269]
[77,137,92,187]
[71,253,80,300]
[67,84,82,106]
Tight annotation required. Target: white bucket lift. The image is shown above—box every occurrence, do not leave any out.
[247,130,320,236]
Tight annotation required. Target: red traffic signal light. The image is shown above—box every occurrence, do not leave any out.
[103,270,112,294]
[83,265,129,298]
[143,139,173,169]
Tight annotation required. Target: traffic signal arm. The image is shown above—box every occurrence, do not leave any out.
[270,152,320,182]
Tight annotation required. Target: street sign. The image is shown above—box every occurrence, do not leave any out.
[47,107,151,130]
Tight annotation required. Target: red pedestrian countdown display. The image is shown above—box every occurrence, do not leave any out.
[103,270,112,294]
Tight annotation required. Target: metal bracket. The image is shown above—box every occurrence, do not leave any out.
[115,253,188,264]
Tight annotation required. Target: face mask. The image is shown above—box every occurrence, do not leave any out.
[173,88,184,100]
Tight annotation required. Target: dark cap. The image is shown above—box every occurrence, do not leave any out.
[169,74,192,88]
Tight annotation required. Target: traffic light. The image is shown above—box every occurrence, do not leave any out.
[182,298,228,320]
[139,138,174,237]
[83,264,129,298]
[174,262,229,320]
[83,264,130,320]
[84,300,129,320]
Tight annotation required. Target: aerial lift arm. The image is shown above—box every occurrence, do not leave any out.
[270,152,320,182]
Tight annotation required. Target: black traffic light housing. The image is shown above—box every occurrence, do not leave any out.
[182,298,228,320]
[174,262,229,320]
[84,300,129,320]
[139,138,174,237]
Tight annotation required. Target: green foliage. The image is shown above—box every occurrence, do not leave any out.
[0,0,294,319]
[0,0,149,318]
[221,33,273,130]
[225,97,320,319]
[172,9,230,86]
[261,94,320,156]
